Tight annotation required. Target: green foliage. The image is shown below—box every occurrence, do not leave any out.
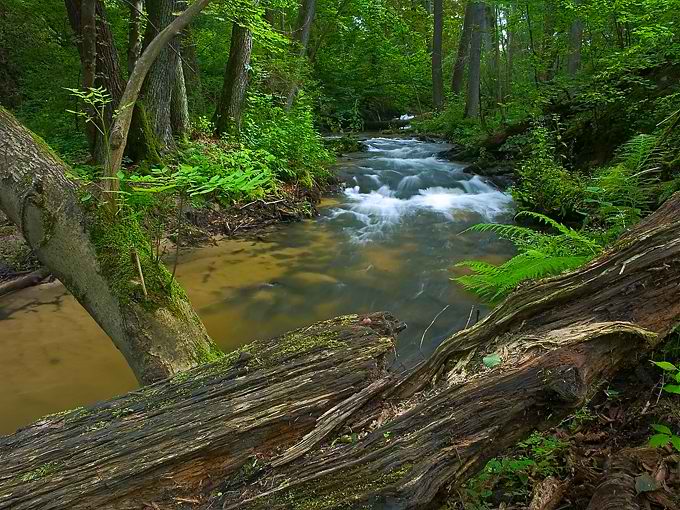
[129,141,277,205]
[512,125,585,219]
[454,212,602,304]
[459,432,567,509]
[240,93,333,186]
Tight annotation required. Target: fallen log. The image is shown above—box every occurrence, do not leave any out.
[1,194,679,510]
[0,267,50,297]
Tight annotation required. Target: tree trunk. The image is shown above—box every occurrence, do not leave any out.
[286,0,316,109]
[65,0,160,165]
[2,192,679,509]
[567,17,584,76]
[127,0,144,74]
[465,2,484,118]
[143,0,182,150]
[65,0,125,162]
[431,0,444,109]
[213,23,254,137]
[0,107,221,385]
[105,0,212,207]
[451,2,474,94]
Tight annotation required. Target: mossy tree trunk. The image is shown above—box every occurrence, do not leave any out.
[1,193,679,509]
[0,107,221,385]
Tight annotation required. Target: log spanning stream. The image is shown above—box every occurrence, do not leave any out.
[0,136,514,434]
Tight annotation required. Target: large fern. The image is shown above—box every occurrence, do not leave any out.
[453,213,603,304]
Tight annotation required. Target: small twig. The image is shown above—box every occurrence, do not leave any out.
[420,304,450,349]
[465,305,475,329]
[133,249,148,298]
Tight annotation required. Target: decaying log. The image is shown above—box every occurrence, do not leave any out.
[0,267,50,297]
[1,194,680,510]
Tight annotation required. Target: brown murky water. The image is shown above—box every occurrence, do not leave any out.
[0,137,514,434]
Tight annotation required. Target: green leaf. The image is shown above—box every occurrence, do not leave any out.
[651,423,672,435]
[649,433,671,448]
[652,361,678,372]
[116,170,125,181]
[671,435,680,453]
[662,384,680,394]
[483,353,502,368]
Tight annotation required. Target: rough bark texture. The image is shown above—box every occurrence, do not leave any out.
[452,1,474,94]
[64,0,159,165]
[465,2,484,118]
[1,192,679,509]
[432,0,444,109]
[65,0,125,162]
[0,313,400,510]
[0,107,220,385]
[105,0,212,201]
[213,23,254,136]
[143,0,184,150]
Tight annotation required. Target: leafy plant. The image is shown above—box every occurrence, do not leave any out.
[511,125,585,219]
[454,212,602,304]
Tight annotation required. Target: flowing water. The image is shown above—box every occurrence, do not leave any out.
[0,136,515,434]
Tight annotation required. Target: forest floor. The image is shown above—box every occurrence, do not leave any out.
[448,358,680,509]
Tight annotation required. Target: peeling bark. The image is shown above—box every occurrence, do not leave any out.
[1,193,679,509]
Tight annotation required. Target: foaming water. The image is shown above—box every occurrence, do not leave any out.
[0,136,515,434]
[332,138,513,240]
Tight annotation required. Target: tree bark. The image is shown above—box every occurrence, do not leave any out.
[127,0,144,74]
[431,0,444,109]
[213,23,254,137]
[105,0,212,206]
[465,2,484,118]
[144,0,188,152]
[1,192,679,509]
[0,107,221,385]
[286,0,316,108]
[451,2,474,94]
[65,0,125,162]
[65,0,159,165]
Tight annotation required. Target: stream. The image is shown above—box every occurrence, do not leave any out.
[0,136,514,434]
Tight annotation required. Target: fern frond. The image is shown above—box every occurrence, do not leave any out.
[462,222,541,242]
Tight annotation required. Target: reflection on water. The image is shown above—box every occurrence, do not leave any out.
[0,136,514,434]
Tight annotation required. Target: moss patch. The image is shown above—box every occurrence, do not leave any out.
[89,210,185,311]
[242,462,413,509]
[20,461,61,482]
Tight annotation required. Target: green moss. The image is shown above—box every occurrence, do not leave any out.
[245,462,413,509]
[89,210,184,311]
[20,462,61,482]
[193,340,226,364]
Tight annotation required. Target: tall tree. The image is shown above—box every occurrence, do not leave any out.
[567,16,584,75]
[213,23,254,137]
[465,2,485,118]
[452,1,474,94]
[432,0,444,109]
[286,0,316,108]
[64,0,159,164]
[143,0,190,150]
